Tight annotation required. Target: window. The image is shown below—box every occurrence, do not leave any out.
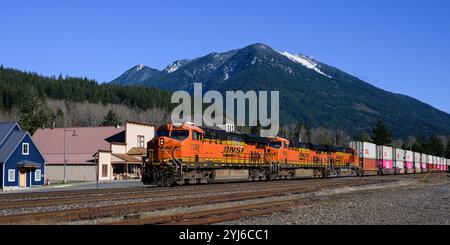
[268,141,282,149]
[156,130,170,137]
[102,164,108,177]
[137,135,145,148]
[8,169,15,182]
[192,131,202,141]
[171,130,189,141]
[22,143,29,155]
[35,169,42,182]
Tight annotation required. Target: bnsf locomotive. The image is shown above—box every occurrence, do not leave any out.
[142,122,362,186]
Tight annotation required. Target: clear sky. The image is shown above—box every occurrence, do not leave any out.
[1,0,450,113]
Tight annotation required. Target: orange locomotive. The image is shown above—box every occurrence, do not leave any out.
[142,122,361,186]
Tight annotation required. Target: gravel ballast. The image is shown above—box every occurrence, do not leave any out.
[220,180,450,225]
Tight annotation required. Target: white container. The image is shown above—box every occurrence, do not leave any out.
[376,145,393,160]
[393,148,405,169]
[428,155,433,165]
[350,141,376,159]
[414,152,421,169]
[421,153,428,169]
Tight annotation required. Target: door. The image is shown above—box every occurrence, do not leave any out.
[19,169,27,188]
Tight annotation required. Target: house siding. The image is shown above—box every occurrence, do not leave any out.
[3,134,45,187]
[45,164,96,182]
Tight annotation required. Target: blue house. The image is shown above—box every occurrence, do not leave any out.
[0,122,46,190]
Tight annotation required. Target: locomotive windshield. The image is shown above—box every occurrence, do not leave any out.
[171,130,190,141]
[268,141,282,149]
[156,130,170,137]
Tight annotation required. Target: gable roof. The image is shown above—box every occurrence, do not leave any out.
[0,122,21,146]
[0,131,27,163]
[33,126,124,164]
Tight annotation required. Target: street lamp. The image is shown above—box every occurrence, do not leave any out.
[63,128,77,184]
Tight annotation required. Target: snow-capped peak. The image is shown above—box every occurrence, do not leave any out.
[277,51,332,78]
[135,64,145,71]
[164,61,183,73]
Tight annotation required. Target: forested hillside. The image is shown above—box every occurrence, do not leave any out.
[0,66,172,133]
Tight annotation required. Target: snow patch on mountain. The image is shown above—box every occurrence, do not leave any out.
[277,51,332,78]
[164,62,182,73]
[136,64,145,71]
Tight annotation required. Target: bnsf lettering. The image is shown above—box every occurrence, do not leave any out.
[222,146,245,154]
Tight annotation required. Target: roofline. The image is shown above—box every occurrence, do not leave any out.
[0,122,21,146]
[1,132,27,165]
[34,125,125,131]
[126,120,156,128]
[27,131,48,165]
[98,150,112,153]
[110,142,127,145]
[3,131,47,166]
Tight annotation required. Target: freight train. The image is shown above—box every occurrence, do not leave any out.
[142,122,449,186]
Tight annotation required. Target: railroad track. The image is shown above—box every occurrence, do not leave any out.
[0,179,358,210]
[0,178,386,225]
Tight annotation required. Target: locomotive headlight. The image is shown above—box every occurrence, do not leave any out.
[160,138,164,145]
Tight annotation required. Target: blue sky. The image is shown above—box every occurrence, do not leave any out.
[1,0,450,112]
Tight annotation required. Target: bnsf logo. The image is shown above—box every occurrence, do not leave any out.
[223,146,245,154]
[300,153,309,158]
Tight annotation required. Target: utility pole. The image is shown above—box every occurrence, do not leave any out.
[63,128,77,184]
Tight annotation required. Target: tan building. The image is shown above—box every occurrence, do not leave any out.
[33,121,155,182]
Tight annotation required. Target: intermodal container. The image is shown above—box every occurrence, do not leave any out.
[376,145,393,174]
[421,153,428,172]
[404,150,414,173]
[414,152,421,173]
[427,155,434,170]
[393,148,405,174]
[350,141,377,175]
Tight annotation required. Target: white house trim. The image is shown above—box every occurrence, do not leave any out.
[1,133,27,166]
[2,163,4,188]
[22,143,30,155]
[8,169,15,182]
[27,132,46,162]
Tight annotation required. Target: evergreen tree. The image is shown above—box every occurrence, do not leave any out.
[372,120,393,145]
[428,134,444,156]
[355,131,371,142]
[445,139,450,158]
[411,134,426,153]
[101,110,121,126]
[18,89,55,134]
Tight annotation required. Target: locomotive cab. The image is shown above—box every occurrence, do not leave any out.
[266,137,290,163]
[146,123,205,164]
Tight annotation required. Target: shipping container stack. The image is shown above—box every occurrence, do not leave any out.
[413,152,421,174]
[376,145,394,175]
[350,141,377,176]
[404,150,414,174]
[439,157,446,171]
[427,155,434,171]
[432,156,437,171]
[393,148,405,174]
[421,154,428,173]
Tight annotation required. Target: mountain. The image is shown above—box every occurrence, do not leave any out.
[111,64,159,85]
[111,43,450,138]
